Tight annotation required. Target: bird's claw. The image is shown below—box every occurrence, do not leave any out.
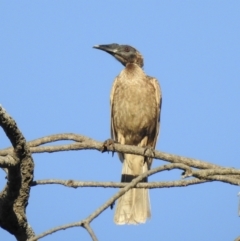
[143,146,155,158]
[101,139,117,156]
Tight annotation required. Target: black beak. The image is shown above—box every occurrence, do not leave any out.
[93,44,119,54]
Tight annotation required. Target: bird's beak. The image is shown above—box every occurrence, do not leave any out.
[93,44,118,54]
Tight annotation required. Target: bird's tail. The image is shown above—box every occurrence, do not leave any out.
[114,153,151,225]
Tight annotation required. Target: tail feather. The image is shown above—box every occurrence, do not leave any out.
[114,154,151,225]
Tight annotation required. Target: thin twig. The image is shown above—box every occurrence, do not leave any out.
[29,221,83,241]
[32,178,208,188]
[83,223,98,241]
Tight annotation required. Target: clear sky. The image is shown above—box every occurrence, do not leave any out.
[0,1,240,241]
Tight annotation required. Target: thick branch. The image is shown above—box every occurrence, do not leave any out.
[0,106,35,241]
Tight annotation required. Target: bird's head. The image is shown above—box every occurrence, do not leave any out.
[93,43,144,68]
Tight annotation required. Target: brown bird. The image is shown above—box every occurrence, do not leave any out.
[93,43,162,225]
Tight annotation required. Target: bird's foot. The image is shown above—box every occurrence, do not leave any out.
[143,145,155,158]
[101,139,117,156]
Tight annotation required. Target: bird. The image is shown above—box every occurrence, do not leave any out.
[93,43,162,225]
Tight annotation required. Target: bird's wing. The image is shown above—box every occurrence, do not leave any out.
[110,76,124,162]
[110,76,118,140]
[146,76,162,167]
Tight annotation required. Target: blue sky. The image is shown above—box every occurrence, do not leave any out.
[0,1,240,240]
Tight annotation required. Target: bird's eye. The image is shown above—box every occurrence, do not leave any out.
[125,47,130,52]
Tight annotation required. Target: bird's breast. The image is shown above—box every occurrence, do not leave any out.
[111,72,157,145]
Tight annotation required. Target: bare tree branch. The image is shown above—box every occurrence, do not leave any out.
[30,140,218,169]
[32,178,209,188]
[0,105,35,241]
[183,168,240,185]
[31,164,240,190]
[83,223,98,241]
[0,155,17,168]
[28,221,83,241]
[0,133,219,170]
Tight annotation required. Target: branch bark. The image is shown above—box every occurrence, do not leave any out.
[0,133,226,170]
[32,178,209,188]
[0,106,35,241]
